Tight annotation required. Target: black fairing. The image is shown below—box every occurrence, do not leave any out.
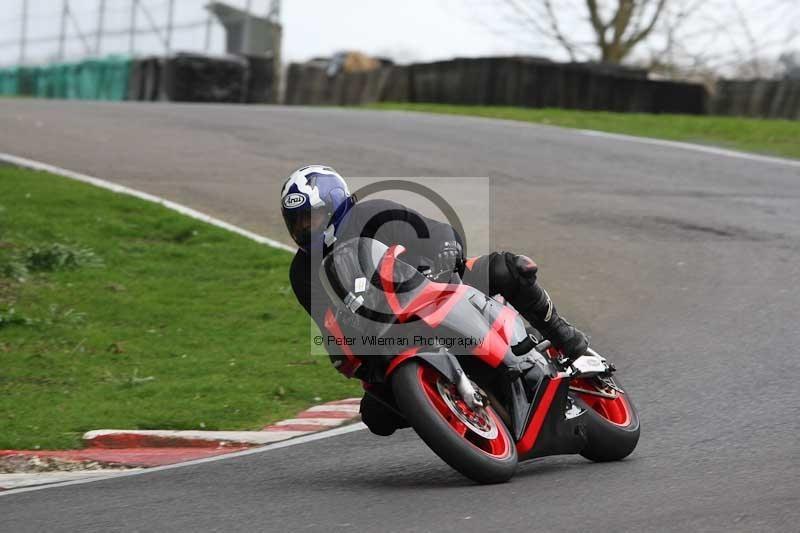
[520,379,588,460]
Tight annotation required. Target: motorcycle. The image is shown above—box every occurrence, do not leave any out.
[320,237,640,484]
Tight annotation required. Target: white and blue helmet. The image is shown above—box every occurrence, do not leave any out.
[280,165,355,251]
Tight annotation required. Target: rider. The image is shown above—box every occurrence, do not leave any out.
[282,165,589,436]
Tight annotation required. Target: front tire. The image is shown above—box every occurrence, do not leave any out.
[391,360,518,484]
[571,378,640,462]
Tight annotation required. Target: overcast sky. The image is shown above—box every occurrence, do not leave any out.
[0,0,796,71]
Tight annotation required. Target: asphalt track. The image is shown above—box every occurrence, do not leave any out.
[1,100,799,532]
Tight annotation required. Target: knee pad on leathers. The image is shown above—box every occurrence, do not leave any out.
[485,252,589,358]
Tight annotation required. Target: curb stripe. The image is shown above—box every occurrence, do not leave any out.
[305,404,360,413]
[0,423,367,497]
[272,418,349,427]
[295,411,355,419]
[264,423,342,432]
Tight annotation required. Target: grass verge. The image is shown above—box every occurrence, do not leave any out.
[367,103,800,160]
[0,165,359,450]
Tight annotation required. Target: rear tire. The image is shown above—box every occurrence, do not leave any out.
[572,383,640,462]
[391,360,518,484]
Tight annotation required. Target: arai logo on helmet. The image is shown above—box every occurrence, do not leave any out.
[283,193,306,209]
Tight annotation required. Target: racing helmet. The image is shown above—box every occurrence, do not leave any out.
[280,165,355,251]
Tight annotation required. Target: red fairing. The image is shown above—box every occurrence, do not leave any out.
[472,306,518,368]
[515,377,562,454]
[380,245,519,369]
[384,347,422,378]
[472,329,507,368]
[408,284,470,328]
[323,308,362,378]
[379,245,469,328]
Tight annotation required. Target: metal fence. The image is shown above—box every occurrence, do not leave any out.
[0,0,278,67]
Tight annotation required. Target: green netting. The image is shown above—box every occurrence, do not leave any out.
[0,68,16,95]
[0,57,132,101]
[103,57,134,100]
[0,67,36,96]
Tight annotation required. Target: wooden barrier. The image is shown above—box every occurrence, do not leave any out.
[711,80,800,120]
[285,57,709,115]
[285,63,394,105]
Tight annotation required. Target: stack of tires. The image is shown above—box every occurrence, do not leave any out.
[126,53,248,103]
[162,53,247,103]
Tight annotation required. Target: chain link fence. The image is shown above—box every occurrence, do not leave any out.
[0,0,275,67]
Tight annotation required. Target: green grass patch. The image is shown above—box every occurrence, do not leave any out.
[0,165,359,450]
[367,103,800,160]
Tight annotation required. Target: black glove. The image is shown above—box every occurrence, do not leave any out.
[432,240,463,281]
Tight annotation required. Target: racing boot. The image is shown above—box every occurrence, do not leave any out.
[514,284,588,361]
[360,384,409,436]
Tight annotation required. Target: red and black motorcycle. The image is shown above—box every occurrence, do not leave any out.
[320,237,640,484]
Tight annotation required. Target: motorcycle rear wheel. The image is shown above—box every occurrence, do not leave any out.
[391,360,518,484]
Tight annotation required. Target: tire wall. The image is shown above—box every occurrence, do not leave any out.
[157,54,247,103]
[243,54,277,104]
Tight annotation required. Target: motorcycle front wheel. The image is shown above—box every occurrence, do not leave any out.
[391,360,518,484]
[570,377,640,462]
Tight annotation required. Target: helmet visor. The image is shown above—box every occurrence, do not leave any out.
[285,206,331,248]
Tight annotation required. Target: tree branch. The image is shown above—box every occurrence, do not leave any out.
[543,0,579,60]
[611,0,636,47]
[627,0,668,47]
[585,0,608,48]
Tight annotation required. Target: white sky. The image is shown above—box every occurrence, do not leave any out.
[0,0,796,72]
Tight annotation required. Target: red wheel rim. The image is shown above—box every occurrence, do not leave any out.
[416,364,511,459]
[572,378,632,427]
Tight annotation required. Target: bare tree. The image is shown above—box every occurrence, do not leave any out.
[644,0,800,80]
[496,0,670,64]
[465,0,800,79]
[585,0,668,63]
